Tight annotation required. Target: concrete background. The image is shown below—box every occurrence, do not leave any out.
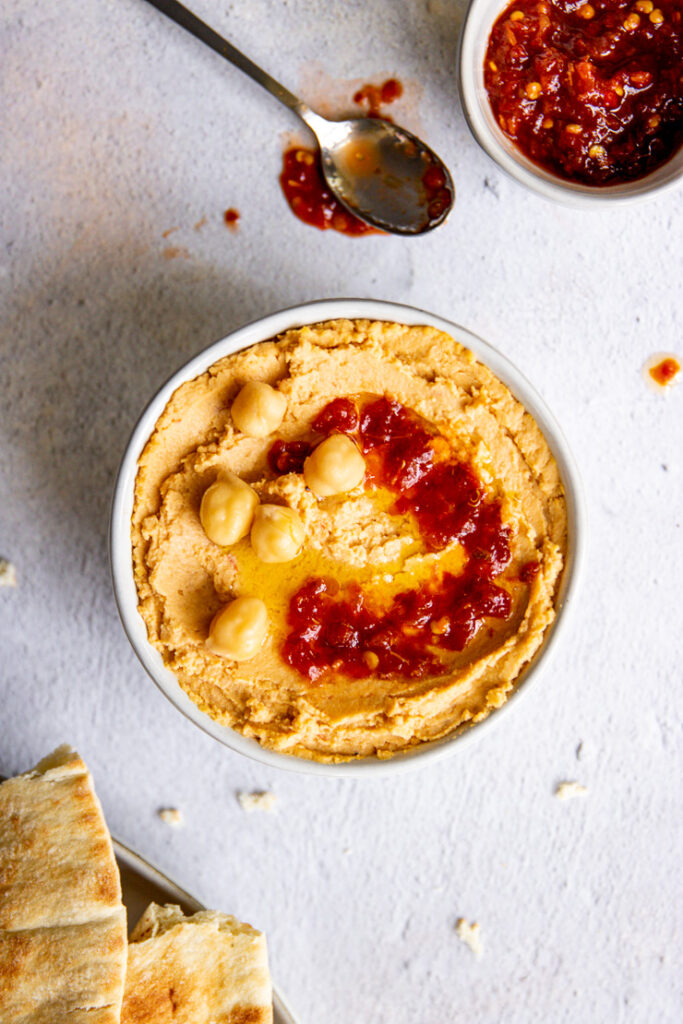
[1,1,681,1020]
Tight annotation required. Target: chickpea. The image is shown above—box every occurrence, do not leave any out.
[303,434,366,497]
[250,504,305,563]
[200,472,259,546]
[207,596,268,660]
[231,381,286,438]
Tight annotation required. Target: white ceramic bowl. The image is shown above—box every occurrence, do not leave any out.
[110,299,586,777]
[458,0,683,206]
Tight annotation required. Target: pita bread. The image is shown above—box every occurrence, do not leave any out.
[122,902,273,1024]
[0,745,127,1023]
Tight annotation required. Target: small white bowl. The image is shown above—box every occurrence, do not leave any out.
[458,0,683,206]
[110,299,586,777]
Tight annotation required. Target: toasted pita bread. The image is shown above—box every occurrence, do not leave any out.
[122,902,273,1024]
[0,745,127,1023]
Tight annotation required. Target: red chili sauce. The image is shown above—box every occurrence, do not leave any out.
[224,208,240,228]
[280,147,379,235]
[649,355,680,385]
[269,397,516,683]
[484,0,683,185]
[353,78,404,118]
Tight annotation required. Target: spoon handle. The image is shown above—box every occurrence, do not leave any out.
[142,0,314,123]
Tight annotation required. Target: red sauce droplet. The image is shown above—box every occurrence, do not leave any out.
[268,440,313,475]
[381,78,403,104]
[423,165,447,191]
[312,397,360,434]
[353,78,404,118]
[279,147,379,235]
[484,0,683,185]
[519,560,540,584]
[649,356,680,386]
[224,208,240,229]
[282,396,513,683]
[422,164,452,220]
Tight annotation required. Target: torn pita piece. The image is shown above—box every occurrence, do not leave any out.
[121,902,273,1024]
[0,745,127,1023]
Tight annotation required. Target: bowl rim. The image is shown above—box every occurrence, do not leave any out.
[109,297,587,777]
[457,0,683,207]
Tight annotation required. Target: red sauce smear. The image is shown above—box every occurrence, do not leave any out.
[484,0,683,185]
[270,396,514,683]
[280,147,379,235]
[224,208,240,229]
[312,396,360,434]
[268,440,313,475]
[649,356,681,385]
[353,78,404,118]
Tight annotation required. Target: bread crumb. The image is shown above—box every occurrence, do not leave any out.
[0,559,17,587]
[237,791,277,813]
[158,807,184,826]
[455,918,483,957]
[555,780,588,800]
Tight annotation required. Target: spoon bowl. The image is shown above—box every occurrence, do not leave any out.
[313,115,454,234]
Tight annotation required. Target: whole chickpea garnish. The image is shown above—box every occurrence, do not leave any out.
[200,472,259,546]
[251,504,305,563]
[207,596,268,660]
[303,434,366,497]
[231,381,286,437]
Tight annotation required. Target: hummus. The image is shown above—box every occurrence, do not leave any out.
[132,319,567,762]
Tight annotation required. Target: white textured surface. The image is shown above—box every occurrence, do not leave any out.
[1,1,682,1021]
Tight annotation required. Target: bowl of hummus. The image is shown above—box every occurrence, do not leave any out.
[110,299,585,775]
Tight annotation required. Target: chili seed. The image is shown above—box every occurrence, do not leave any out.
[623,12,641,28]
[578,4,595,17]
[649,8,664,22]
[525,81,542,99]
[566,123,582,134]
[635,0,653,10]
[510,10,525,20]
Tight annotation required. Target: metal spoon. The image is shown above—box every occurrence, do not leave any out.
[142,0,454,235]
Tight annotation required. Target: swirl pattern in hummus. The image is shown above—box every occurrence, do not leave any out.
[132,319,567,762]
